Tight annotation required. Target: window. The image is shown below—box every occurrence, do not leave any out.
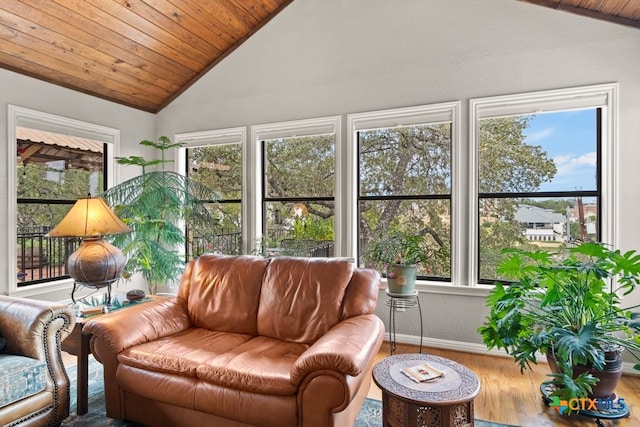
[166,86,615,290]
[252,117,340,257]
[471,84,617,284]
[8,105,118,295]
[176,128,246,257]
[349,103,460,281]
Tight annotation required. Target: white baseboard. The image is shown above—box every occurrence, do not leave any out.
[389,333,640,376]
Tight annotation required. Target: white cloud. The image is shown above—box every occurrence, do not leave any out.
[554,151,596,175]
[553,154,572,164]
[526,128,554,143]
[573,152,596,166]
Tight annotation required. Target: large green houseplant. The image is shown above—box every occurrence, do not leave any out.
[478,242,640,406]
[100,136,219,294]
[365,230,431,294]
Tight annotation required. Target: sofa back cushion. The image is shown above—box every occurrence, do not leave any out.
[257,257,355,344]
[178,254,268,335]
[340,268,380,319]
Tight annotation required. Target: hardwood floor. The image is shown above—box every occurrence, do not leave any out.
[370,343,640,427]
[64,345,640,426]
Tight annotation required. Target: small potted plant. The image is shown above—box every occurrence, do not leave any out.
[477,242,640,411]
[365,230,431,295]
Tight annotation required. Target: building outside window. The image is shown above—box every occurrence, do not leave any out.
[471,84,616,284]
[477,109,600,282]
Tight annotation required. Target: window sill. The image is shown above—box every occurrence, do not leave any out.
[377,278,494,297]
[9,278,75,299]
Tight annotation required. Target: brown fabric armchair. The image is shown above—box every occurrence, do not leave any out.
[84,255,384,427]
[0,296,76,427]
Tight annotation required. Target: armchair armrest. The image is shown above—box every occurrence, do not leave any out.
[291,314,384,384]
[0,296,76,424]
[83,296,191,354]
[0,295,75,361]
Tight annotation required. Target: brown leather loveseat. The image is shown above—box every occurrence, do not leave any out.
[84,254,384,426]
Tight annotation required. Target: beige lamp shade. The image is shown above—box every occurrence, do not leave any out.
[46,197,130,238]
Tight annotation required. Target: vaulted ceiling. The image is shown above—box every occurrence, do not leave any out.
[0,0,638,113]
[0,0,293,113]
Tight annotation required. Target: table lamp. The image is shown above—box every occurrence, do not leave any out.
[46,196,130,305]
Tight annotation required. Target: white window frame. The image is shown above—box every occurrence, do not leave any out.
[7,105,119,297]
[469,83,618,286]
[175,127,247,252]
[250,116,342,255]
[347,102,462,284]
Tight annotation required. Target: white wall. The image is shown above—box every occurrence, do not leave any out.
[0,68,156,300]
[157,0,640,348]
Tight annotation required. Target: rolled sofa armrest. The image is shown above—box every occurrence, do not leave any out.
[83,296,192,419]
[0,295,76,423]
[0,295,75,361]
[291,314,385,384]
[83,296,191,354]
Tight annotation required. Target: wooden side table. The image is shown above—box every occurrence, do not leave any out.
[61,317,93,415]
[372,353,481,427]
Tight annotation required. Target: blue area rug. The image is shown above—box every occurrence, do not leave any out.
[63,358,517,426]
[64,358,135,426]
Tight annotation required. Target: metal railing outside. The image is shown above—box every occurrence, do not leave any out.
[190,228,335,259]
[18,226,337,286]
[190,228,243,257]
[17,226,80,286]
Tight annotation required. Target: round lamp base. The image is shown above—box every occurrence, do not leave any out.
[68,237,126,287]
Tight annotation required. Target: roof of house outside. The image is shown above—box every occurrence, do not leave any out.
[17,127,104,172]
[515,205,568,224]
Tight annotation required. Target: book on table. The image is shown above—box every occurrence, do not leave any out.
[401,362,445,383]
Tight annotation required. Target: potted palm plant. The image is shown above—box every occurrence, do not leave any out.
[100,136,219,294]
[365,230,431,295]
[478,242,640,410]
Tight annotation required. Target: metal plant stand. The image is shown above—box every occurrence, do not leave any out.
[384,289,423,354]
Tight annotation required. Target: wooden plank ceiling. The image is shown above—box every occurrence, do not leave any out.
[519,0,640,29]
[0,1,637,114]
[0,0,293,113]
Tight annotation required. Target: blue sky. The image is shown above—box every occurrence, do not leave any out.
[523,109,597,192]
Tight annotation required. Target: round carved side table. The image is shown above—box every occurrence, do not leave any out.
[372,353,481,427]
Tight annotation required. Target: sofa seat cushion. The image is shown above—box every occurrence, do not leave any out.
[118,328,254,377]
[197,336,309,395]
[116,364,298,426]
[0,355,47,409]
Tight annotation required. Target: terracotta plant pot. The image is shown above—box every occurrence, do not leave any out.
[546,347,624,399]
